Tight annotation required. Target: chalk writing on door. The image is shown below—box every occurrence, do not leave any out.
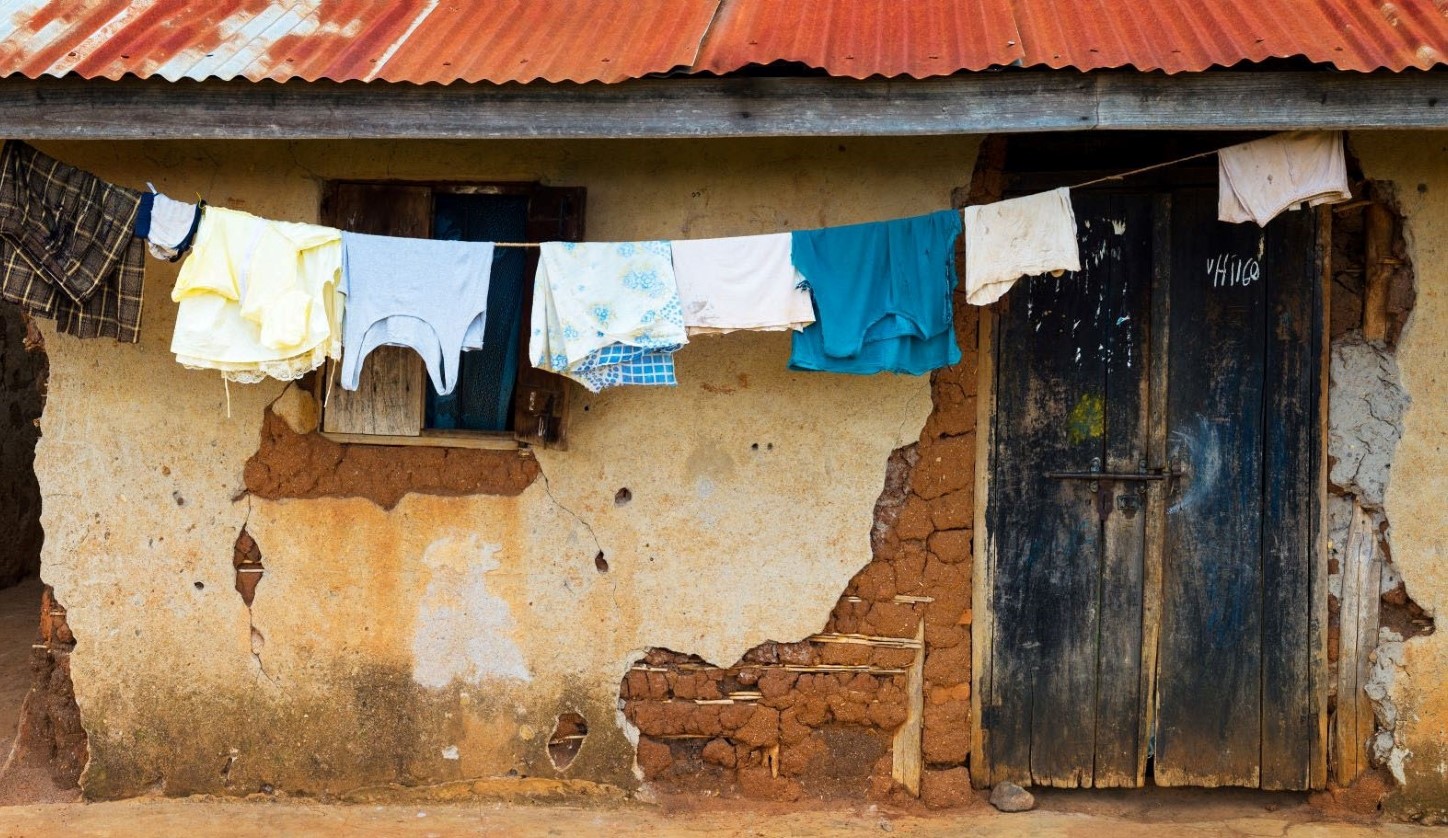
[1206,253,1260,288]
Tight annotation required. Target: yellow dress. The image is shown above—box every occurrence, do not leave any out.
[170,206,343,383]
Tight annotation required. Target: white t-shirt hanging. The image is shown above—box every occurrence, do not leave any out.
[670,233,815,335]
[1218,131,1351,226]
[962,187,1081,306]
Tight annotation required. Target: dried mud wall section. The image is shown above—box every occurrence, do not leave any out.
[1354,133,1448,822]
[31,137,976,799]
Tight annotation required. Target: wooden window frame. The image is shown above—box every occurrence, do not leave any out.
[314,179,584,450]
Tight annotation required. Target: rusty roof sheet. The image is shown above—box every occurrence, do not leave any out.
[0,0,722,84]
[692,0,1026,79]
[1009,0,1448,73]
[0,0,1442,85]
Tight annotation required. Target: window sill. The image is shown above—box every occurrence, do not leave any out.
[319,429,528,452]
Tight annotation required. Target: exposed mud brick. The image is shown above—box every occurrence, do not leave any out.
[922,700,971,765]
[928,683,971,706]
[845,672,880,698]
[894,497,936,541]
[757,670,798,702]
[644,649,694,667]
[921,767,977,809]
[795,696,830,727]
[776,642,816,667]
[623,671,649,700]
[872,647,919,670]
[742,643,779,665]
[720,703,755,731]
[926,384,973,442]
[848,562,896,603]
[927,529,973,565]
[689,704,724,738]
[828,599,866,635]
[733,707,781,748]
[818,642,873,668]
[826,694,869,725]
[693,675,723,701]
[737,766,804,802]
[636,736,673,779]
[735,667,761,687]
[863,602,919,638]
[923,562,972,629]
[929,490,974,532]
[778,708,814,745]
[923,641,970,687]
[700,738,736,769]
[891,542,930,594]
[910,435,975,500]
[925,623,965,651]
[872,445,919,547]
[671,673,697,701]
[866,698,908,730]
[780,734,828,777]
[646,671,671,700]
[244,411,539,509]
[735,744,762,768]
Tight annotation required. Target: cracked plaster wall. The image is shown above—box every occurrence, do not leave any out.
[31,137,974,798]
[1353,132,1448,822]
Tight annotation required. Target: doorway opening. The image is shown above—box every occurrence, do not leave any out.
[0,301,83,803]
[972,132,1331,793]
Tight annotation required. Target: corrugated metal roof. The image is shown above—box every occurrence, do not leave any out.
[0,0,1442,85]
[0,0,722,84]
[1009,0,1448,73]
[692,0,1025,79]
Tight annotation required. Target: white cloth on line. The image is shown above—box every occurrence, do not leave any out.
[669,233,815,335]
[146,193,199,260]
[1218,131,1351,226]
[961,187,1081,306]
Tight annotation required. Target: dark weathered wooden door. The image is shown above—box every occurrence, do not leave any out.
[978,189,1323,790]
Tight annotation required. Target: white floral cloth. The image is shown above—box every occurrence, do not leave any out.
[529,241,688,392]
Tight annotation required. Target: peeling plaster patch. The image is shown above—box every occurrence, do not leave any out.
[441,746,459,761]
[1367,628,1411,784]
[411,535,531,689]
[1329,334,1410,507]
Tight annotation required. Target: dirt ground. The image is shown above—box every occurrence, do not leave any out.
[0,579,40,760]
[0,789,1431,838]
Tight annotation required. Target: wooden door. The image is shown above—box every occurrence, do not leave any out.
[977,189,1324,790]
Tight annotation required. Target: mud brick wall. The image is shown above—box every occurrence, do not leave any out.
[621,304,979,807]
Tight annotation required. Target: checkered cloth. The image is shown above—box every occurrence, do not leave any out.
[569,342,682,391]
[0,141,146,342]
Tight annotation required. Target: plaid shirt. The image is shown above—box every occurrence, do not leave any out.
[0,141,145,342]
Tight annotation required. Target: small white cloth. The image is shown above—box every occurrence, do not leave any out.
[1218,131,1351,226]
[670,233,814,335]
[146,193,198,260]
[962,187,1080,306]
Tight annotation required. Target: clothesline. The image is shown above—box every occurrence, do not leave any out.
[486,146,1227,248]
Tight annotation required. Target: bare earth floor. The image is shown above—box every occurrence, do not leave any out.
[0,578,41,761]
[0,792,1431,838]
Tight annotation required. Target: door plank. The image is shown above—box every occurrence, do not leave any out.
[1156,191,1267,787]
[987,195,1114,788]
[970,307,999,789]
[1333,500,1381,786]
[1261,206,1321,790]
[1093,196,1154,788]
[1137,194,1173,786]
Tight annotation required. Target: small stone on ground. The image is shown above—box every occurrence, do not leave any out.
[989,782,1035,813]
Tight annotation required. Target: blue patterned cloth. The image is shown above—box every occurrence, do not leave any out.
[530,241,688,392]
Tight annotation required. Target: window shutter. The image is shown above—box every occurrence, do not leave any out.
[514,186,585,449]
[320,184,432,436]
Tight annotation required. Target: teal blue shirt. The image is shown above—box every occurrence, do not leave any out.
[789,210,962,375]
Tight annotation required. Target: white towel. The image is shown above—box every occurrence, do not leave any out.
[1218,131,1351,226]
[962,187,1080,306]
[670,233,815,335]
